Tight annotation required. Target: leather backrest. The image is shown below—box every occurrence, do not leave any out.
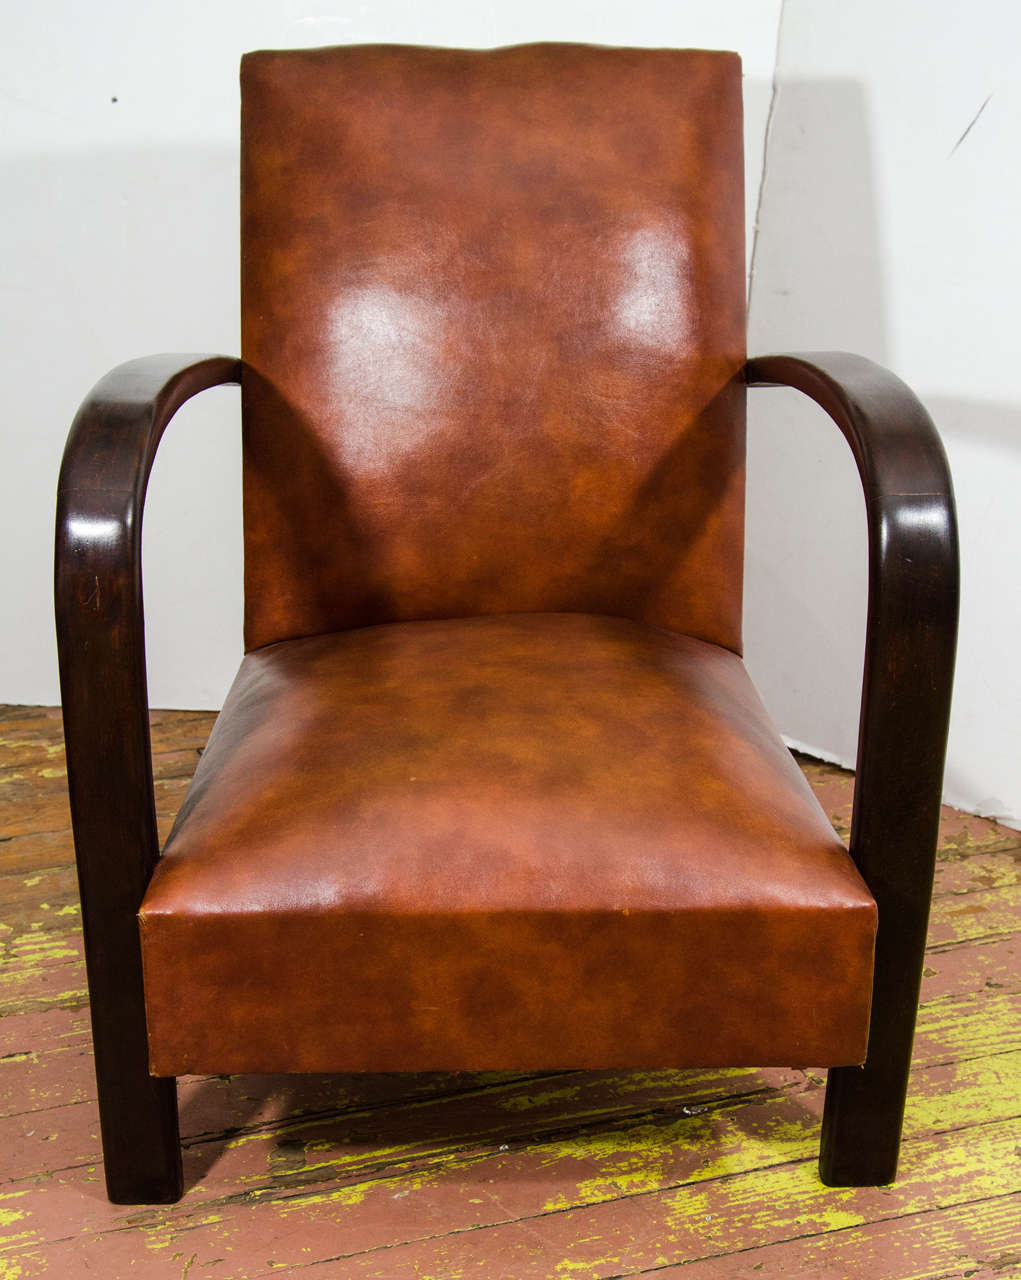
[241,43,746,652]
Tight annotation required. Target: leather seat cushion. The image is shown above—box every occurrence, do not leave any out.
[139,613,876,1075]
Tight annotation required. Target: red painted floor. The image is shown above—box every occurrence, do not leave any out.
[1,705,1019,1278]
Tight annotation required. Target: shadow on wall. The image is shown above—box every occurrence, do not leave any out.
[744,78,1021,822]
[922,394,1021,818]
[744,78,886,776]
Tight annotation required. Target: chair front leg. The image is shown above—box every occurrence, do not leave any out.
[819,493,958,1185]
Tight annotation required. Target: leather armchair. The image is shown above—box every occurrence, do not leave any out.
[55,45,957,1204]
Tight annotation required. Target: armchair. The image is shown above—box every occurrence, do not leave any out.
[55,44,957,1204]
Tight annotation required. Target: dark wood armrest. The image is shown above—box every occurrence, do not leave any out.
[54,354,239,1202]
[56,353,241,890]
[747,351,959,1183]
[746,352,958,873]
[57,354,242,501]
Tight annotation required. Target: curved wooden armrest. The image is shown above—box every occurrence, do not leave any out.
[56,353,241,881]
[747,351,959,1184]
[747,351,956,504]
[57,354,242,503]
[54,355,240,1202]
[56,353,240,888]
[746,352,959,880]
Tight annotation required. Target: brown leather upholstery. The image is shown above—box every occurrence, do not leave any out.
[240,44,747,653]
[140,613,876,1075]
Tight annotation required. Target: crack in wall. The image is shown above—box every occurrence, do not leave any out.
[747,0,788,313]
[950,93,993,157]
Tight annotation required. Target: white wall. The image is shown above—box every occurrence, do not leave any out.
[745,0,1021,823]
[2,0,781,712]
[6,1,1017,822]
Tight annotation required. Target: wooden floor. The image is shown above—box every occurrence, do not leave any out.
[1,704,1019,1279]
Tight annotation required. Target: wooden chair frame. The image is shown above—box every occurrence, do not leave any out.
[55,350,957,1203]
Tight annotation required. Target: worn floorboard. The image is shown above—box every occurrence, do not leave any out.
[0,707,1018,1278]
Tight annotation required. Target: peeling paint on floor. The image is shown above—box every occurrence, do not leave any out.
[1,707,1019,1279]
